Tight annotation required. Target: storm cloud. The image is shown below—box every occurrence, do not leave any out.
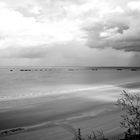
[83,1,140,52]
[0,0,140,66]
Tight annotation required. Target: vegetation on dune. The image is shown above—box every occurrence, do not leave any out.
[117,91,140,133]
[75,128,108,140]
[72,91,140,140]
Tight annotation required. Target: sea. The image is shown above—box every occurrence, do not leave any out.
[0,66,140,102]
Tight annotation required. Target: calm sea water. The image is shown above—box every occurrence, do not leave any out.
[0,67,140,101]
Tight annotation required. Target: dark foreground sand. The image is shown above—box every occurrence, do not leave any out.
[0,89,125,140]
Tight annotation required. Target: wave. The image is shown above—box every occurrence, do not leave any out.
[0,84,140,102]
[0,85,117,102]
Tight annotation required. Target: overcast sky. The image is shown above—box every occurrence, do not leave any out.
[0,0,140,66]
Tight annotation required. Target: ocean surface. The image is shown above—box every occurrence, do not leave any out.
[0,67,140,140]
[0,67,140,101]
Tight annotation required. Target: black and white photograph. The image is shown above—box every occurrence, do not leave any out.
[0,0,140,140]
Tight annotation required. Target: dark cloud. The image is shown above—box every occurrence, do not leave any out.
[84,22,130,39]
[84,21,130,50]
[83,14,140,52]
[81,1,140,53]
[113,42,140,52]
[114,45,140,52]
[106,23,129,34]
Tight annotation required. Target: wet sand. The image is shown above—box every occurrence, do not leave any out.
[0,89,124,140]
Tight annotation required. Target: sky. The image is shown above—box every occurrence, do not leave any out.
[0,0,140,66]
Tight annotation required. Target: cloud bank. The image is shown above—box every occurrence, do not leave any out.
[0,0,140,66]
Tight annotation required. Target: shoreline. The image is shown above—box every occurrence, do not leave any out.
[0,80,140,103]
[0,85,117,102]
